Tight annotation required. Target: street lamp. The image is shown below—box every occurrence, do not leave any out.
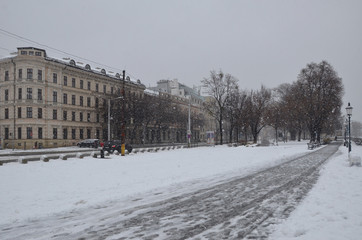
[346,102,353,154]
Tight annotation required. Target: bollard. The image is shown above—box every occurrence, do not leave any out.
[41,155,49,162]
[18,157,28,164]
[100,149,105,158]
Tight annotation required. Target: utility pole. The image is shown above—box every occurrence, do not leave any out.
[121,70,126,156]
[187,97,191,148]
[108,98,111,141]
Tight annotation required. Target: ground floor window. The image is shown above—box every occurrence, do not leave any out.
[53,128,57,139]
[38,128,42,139]
[5,128,9,139]
[79,129,84,139]
[27,127,32,139]
[72,129,76,139]
[18,127,22,139]
[63,129,68,139]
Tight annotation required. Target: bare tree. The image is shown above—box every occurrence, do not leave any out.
[245,85,271,143]
[202,70,238,145]
[296,61,344,142]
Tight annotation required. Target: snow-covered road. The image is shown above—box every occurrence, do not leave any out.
[0,142,341,239]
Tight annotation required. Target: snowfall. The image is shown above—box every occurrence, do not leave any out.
[0,141,361,239]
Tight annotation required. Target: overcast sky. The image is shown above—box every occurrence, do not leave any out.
[1,0,361,122]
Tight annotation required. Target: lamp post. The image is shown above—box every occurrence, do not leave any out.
[346,102,353,154]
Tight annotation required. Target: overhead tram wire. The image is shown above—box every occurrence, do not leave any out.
[0,28,143,81]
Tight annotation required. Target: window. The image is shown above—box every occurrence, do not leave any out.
[87,113,90,122]
[111,87,114,94]
[37,70,42,80]
[63,129,68,139]
[72,129,76,139]
[80,129,84,139]
[103,85,106,93]
[96,113,100,123]
[5,128,9,139]
[80,112,83,122]
[53,109,57,120]
[5,89,9,101]
[80,96,83,106]
[29,51,34,55]
[38,127,43,139]
[21,51,27,55]
[18,69,22,79]
[95,98,99,108]
[87,81,91,90]
[5,71,9,81]
[80,80,83,89]
[96,129,100,139]
[18,127,22,140]
[27,88,32,99]
[27,127,33,139]
[27,68,33,79]
[72,78,76,87]
[53,91,57,102]
[37,89,42,100]
[35,51,41,56]
[18,107,22,118]
[38,108,42,119]
[5,108,9,119]
[87,97,91,107]
[72,111,75,121]
[63,111,67,121]
[96,83,99,92]
[53,128,57,139]
[63,93,67,104]
[87,129,91,139]
[18,88,22,99]
[63,76,67,86]
[53,73,57,83]
[26,107,32,118]
[72,95,76,105]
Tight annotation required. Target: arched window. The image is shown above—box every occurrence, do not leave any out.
[101,69,106,74]
[69,59,76,66]
[85,64,91,70]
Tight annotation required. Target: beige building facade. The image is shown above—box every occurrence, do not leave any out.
[0,47,145,149]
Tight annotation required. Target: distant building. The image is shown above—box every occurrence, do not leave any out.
[0,47,145,149]
[148,79,207,143]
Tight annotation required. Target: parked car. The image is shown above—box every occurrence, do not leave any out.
[77,139,100,148]
[103,140,133,153]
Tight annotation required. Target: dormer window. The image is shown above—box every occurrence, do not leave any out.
[69,59,76,66]
[101,69,106,74]
[85,64,91,70]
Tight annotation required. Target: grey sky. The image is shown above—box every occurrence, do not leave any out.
[1,0,361,122]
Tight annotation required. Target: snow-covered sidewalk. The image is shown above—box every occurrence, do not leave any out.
[270,143,362,240]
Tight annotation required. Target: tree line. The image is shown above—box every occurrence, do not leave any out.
[102,91,204,144]
[202,61,344,144]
